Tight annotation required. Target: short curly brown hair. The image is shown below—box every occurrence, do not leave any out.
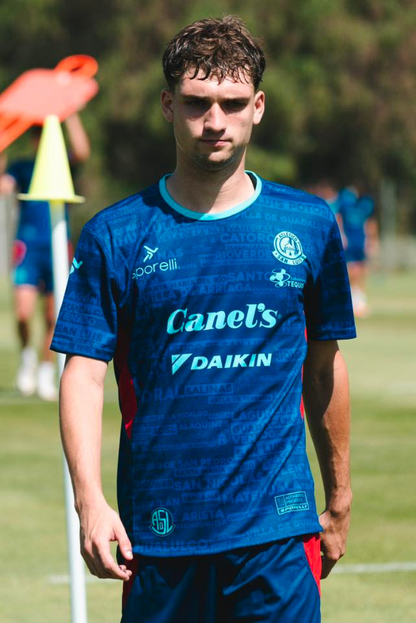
[162,16,266,91]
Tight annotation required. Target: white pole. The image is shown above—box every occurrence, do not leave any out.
[50,200,88,623]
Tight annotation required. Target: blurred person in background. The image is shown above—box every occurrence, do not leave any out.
[0,151,7,176]
[0,113,90,400]
[310,177,346,242]
[52,17,355,623]
[338,185,379,318]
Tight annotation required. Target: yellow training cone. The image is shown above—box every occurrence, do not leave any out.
[18,114,84,203]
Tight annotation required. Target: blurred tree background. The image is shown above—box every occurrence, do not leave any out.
[1,0,416,236]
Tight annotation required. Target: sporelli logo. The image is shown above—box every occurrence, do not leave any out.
[132,258,178,279]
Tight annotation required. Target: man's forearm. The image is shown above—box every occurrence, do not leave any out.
[59,354,133,580]
[59,355,107,510]
[65,113,91,164]
[303,343,352,504]
[303,340,352,577]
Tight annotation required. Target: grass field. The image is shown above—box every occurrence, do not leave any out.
[0,271,415,623]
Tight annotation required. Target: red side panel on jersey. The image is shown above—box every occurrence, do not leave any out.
[303,534,322,595]
[114,326,137,440]
[300,327,307,419]
[300,395,305,419]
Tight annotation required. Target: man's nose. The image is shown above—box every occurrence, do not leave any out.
[204,104,226,133]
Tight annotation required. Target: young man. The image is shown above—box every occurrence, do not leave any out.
[0,113,90,400]
[52,17,355,622]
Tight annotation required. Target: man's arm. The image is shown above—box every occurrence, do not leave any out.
[365,217,379,260]
[60,354,133,580]
[302,339,352,579]
[0,173,16,195]
[64,113,91,164]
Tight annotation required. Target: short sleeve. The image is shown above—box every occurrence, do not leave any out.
[51,225,118,361]
[305,220,356,340]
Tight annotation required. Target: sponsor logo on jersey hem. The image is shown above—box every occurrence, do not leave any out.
[273,231,306,266]
[270,268,305,289]
[171,352,272,374]
[275,491,309,515]
[150,508,175,537]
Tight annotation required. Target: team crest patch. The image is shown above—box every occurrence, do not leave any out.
[273,231,306,266]
[150,508,175,537]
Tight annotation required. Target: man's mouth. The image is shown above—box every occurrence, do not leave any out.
[200,137,231,147]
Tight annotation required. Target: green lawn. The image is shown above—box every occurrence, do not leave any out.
[0,271,415,622]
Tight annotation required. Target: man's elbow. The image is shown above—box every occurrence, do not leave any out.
[61,354,107,392]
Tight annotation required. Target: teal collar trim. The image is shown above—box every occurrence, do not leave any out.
[159,172,262,221]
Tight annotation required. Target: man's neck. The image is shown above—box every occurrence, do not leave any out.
[165,159,256,214]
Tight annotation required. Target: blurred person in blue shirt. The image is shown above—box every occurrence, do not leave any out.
[310,178,346,242]
[338,186,379,317]
[0,113,90,399]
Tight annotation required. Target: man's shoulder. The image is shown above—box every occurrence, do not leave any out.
[84,182,161,237]
[260,177,334,217]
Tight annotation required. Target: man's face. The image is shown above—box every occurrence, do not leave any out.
[161,70,265,171]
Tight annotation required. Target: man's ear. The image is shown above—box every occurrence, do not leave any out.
[253,90,265,126]
[161,89,174,123]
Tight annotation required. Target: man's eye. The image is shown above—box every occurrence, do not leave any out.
[224,101,246,111]
[186,100,206,108]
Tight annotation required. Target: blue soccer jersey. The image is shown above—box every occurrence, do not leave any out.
[8,160,52,247]
[8,159,72,247]
[52,173,356,556]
